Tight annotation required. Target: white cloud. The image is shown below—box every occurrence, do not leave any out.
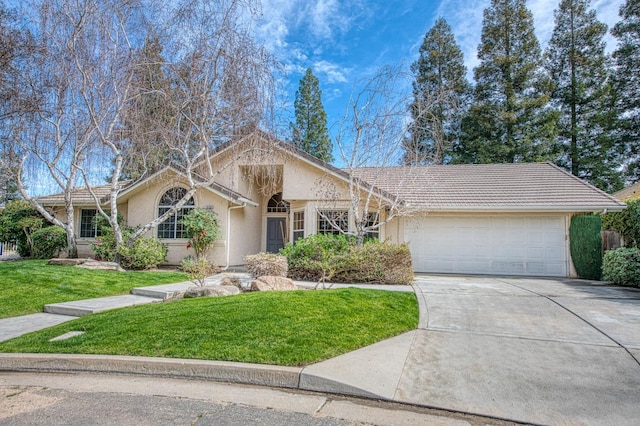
[313,60,350,84]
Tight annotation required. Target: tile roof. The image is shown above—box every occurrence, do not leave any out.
[351,162,626,212]
[35,184,116,206]
[37,171,256,208]
[613,182,640,201]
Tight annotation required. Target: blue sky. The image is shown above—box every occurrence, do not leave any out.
[255,0,624,139]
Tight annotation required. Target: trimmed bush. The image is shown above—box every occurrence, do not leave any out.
[117,237,168,270]
[30,226,67,259]
[602,248,640,287]
[281,234,414,285]
[245,252,288,278]
[570,214,602,280]
[601,199,640,247]
[331,243,414,284]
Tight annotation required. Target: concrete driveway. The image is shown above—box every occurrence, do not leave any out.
[400,275,640,425]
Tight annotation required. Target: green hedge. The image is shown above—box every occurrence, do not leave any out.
[91,223,167,270]
[30,226,67,259]
[570,215,602,280]
[118,237,168,270]
[281,234,414,285]
[602,248,640,287]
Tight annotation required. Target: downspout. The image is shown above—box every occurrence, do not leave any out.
[223,203,246,270]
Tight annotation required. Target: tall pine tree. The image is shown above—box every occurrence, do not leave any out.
[456,0,557,164]
[404,18,471,165]
[546,0,622,192]
[612,0,640,183]
[119,35,173,180]
[292,68,333,163]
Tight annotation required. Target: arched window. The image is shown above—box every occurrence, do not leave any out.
[266,192,289,213]
[157,187,194,239]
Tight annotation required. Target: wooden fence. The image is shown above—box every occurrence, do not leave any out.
[602,231,623,253]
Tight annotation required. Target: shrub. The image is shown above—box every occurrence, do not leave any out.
[117,237,168,270]
[91,230,119,261]
[245,252,288,278]
[570,214,602,280]
[181,208,221,261]
[281,234,414,284]
[280,233,352,268]
[0,200,45,257]
[30,226,67,259]
[602,248,640,287]
[332,243,414,284]
[90,214,128,261]
[601,199,640,247]
[181,256,218,286]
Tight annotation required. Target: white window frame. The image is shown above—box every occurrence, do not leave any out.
[364,211,380,240]
[157,188,195,239]
[317,209,349,235]
[292,210,305,242]
[79,209,100,238]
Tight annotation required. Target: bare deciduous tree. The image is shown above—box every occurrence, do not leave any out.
[9,0,141,257]
[7,0,278,257]
[121,0,278,244]
[315,66,422,246]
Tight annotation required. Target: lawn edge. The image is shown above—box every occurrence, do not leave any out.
[0,353,301,389]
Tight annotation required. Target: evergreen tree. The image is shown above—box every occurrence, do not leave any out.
[404,18,471,165]
[292,68,333,163]
[456,0,557,164]
[119,35,173,180]
[546,0,622,192]
[612,0,640,183]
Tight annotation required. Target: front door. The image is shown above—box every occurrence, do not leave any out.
[266,217,287,253]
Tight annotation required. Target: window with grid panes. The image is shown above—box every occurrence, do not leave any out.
[292,211,304,242]
[157,188,194,239]
[79,209,101,238]
[317,210,348,235]
[365,212,380,240]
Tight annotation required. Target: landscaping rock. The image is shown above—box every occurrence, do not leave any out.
[220,275,242,289]
[184,285,241,298]
[250,276,298,292]
[76,259,125,272]
[48,258,88,266]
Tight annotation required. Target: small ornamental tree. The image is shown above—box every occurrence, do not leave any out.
[182,208,221,261]
[181,208,221,286]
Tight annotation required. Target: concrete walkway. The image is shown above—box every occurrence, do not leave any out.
[1,274,640,425]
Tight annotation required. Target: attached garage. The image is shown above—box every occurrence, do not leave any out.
[405,215,568,277]
[353,162,626,278]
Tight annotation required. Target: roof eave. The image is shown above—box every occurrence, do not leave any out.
[416,205,627,213]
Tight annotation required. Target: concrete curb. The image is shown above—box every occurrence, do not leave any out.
[0,353,302,389]
[0,353,388,400]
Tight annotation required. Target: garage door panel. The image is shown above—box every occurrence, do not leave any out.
[406,215,567,277]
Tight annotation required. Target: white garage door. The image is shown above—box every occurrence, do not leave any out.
[405,215,568,277]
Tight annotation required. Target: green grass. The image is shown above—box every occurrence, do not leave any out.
[0,288,418,366]
[0,260,187,318]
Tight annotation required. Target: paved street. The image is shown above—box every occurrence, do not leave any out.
[0,372,501,426]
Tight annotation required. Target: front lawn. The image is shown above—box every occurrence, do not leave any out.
[0,260,187,319]
[0,288,418,366]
